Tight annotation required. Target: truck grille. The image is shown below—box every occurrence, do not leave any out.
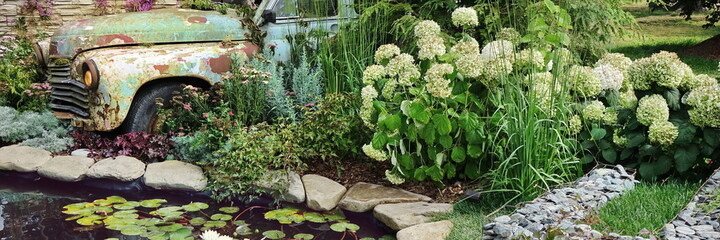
[48,64,90,118]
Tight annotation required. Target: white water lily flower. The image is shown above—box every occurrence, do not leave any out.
[201,230,233,240]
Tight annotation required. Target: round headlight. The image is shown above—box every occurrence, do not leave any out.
[82,60,100,89]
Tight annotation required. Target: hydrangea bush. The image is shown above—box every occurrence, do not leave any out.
[575,51,720,179]
[360,7,574,184]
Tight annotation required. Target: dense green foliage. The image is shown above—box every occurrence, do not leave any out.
[649,0,720,27]
[593,181,699,236]
[0,19,48,112]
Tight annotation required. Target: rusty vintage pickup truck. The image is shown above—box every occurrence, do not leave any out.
[34,0,355,132]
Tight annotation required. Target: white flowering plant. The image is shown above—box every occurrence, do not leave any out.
[575,51,720,179]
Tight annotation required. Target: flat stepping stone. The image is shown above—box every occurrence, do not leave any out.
[338,182,431,212]
[302,174,347,211]
[143,160,207,191]
[37,156,95,182]
[396,220,453,240]
[87,156,146,182]
[373,202,453,230]
[254,170,305,203]
[0,145,52,172]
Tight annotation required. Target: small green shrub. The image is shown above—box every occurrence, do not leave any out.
[205,123,307,201]
[171,130,220,164]
[288,52,323,111]
[0,106,72,152]
[226,53,271,126]
[1,22,49,111]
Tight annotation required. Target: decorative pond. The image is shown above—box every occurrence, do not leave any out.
[0,173,394,240]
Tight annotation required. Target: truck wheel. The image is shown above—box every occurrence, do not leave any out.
[122,83,183,133]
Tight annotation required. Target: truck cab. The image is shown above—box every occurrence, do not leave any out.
[34,0,356,132]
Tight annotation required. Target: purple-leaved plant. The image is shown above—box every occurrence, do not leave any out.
[125,0,155,12]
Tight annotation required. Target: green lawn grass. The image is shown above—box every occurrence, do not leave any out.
[593,181,700,236]
[435,193,516,240]
[612,2,720,78]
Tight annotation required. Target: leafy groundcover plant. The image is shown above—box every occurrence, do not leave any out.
[575,51,720,179]
[0,106,73,152]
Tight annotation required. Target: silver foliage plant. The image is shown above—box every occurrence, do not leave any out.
[0,106,73,152]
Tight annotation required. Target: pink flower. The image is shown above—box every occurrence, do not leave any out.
[304,103,316,107]
[183,103,192,110]
[228,111,234,116]
[202,113,209,118]
[179,127,184,130]
[2,36,14,40]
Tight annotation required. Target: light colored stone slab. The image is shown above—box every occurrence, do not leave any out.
[397,220,453,240]
[339,182,431,212]
[0,145,52,172]
[302,174,347,211]
[254,170,305,203]
[143,160,206,191]
[373,202,453,231]
[87,156,146,182]
[37,156,95,182]
[71,149,91,157]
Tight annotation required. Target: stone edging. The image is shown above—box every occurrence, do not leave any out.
[0,145,453,240]
[483,165,644,240]
[662,169,720,239]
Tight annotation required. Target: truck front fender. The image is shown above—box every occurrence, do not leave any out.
[71,42,257,131]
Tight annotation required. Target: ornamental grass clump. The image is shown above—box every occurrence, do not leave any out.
[576,51,720,179]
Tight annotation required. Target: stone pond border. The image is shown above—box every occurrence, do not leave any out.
[661,168,720,239]
[0,145,452,240]
[483,165,648,240]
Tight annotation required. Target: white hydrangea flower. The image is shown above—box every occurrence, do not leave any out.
[682,73,717,91]
[363,144,388,161]
[362,65,386,85]
[636,94,669,126]
[451,7,479,27]
[619,90,638,109]
[360,101,375,128]
[424,63,454,98]
[361,85,378,105]
[613,130,628,147]
[649,121,678,147]
[569,65,602,98]
[414,20,441,38]
[582,100,606,122]
[385,170,406,185]
[417,35,446,60]
[479,58,513,87]
[456,54,483,78]
[515,49,544,70]
[569,114,582,135]
[627,51,688,90]
[451,38,480,55]
[382,79,398,99]
[523,72,554,86]
[386,53,420,86]
[595,53,632,73]
[481,40,514,62]
[603,109,618,124]
[497,28,521,44]
[687,84,720,127]
[374,44,401,64]
[593,64,624,91]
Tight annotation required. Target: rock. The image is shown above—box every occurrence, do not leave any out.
[254,170,305,203]
[37,156,95,182]
[494,215,511,224]
[302,174,346,211]
[676,226,695,235]
[70,149,91,157]
[338,182,431,212]
[691,225,713,232]
[373,202,453,231]
[86,156,146,182]
[0,145,52,172]
[143,160,207,191]
[698,231,720,239]
[396,220,452,240]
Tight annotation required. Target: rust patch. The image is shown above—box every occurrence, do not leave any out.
[208,54,231,74]
[188,17,208,24]
[241,42,259,58]
[177,57,186,62]
[50,41,58,55]
[96,34,136,46]
[153,65,170,74]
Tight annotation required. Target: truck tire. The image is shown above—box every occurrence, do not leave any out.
[121,83,183,133]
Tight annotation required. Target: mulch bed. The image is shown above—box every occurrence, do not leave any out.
[302,157,465,203]
[681,34,720,60]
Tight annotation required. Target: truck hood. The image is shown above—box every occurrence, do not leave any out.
[49,9,249,58]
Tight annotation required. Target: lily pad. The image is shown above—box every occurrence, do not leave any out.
[303,212,326,223]
[189,217,207,226]
[218,206,240,214]
[210,214,232,221]
[119,226,146,236]
[294,233,315,240]
[263,230,286,239]
[76,214,105,226]
[323,209,346,222]
[182,202,209,212]
[113,201,140,210]
[330,222,360,232]
[169,227,192,240]
[265,208,304,224]
[203,220,227,228]
[140,199,168,208]
[113,210,139,219]
[156,207,184,217]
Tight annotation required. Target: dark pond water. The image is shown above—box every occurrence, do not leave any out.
[0,172,393,240]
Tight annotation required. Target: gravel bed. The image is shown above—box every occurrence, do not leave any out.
[483,165,647,240]
[662,169,720,240]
